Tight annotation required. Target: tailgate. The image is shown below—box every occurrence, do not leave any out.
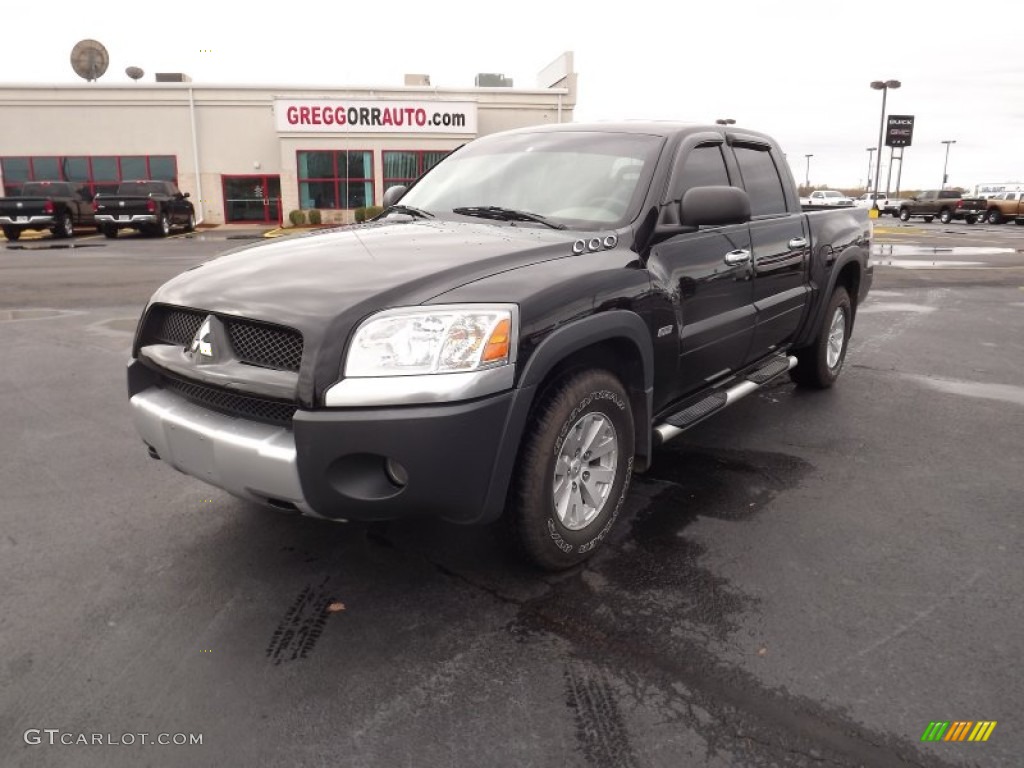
[95,197,152,215]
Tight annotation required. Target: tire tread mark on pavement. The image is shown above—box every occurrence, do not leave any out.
[564,662,641,768]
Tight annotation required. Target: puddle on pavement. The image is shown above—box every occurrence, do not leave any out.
[901,374,1024,407]
[0,308,80,322]
[873,245,1015,257]
[859,303,936,314]
[585,446,814,640]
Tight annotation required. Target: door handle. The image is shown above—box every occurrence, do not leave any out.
[723,249,751,266]
[788,237,809,249]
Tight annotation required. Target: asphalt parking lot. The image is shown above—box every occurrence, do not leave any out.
[2,221,1022,767]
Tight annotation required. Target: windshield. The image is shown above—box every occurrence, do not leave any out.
[397,131,664,229]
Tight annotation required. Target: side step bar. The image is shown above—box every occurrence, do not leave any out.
[653,355,797,446]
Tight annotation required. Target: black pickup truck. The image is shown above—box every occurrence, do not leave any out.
[0,181,95,241]
[127,123,871,570]
[93,180,196,238]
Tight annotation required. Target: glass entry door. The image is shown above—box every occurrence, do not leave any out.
[222,175,281,223]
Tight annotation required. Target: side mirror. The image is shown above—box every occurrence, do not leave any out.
[182,192,190,198]
[680,186,751,227]
[382,185,407,209]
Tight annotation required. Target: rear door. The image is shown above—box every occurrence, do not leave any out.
[728,139,810,364]
[646,134,755,400]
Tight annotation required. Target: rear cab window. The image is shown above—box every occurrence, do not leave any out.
[733,144,788,216]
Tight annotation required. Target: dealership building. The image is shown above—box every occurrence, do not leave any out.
[0,53,576,226]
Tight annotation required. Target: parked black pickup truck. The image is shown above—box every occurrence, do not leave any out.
[0,181,95,241]
[897,190,986,224]
[127,123,871,570]
[94,180,196,238]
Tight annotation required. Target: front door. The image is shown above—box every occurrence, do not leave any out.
[222,175,281,224]
[648,138,756,402]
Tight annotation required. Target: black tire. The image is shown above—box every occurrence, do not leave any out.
[986,209,1003,225]
[898,208,911,222]
[790,287,852,390]
[1015,219,1024,226]
[156,213,171,237]
[52,211,74,238]
[922,216,934,223]
[938,208,953,224]
[184,211,196,232]
[965,215,977,225]
[102,226,118,239]
[506,369,635,571]
[3,226,21,241]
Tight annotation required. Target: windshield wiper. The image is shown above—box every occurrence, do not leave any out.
[381,204,434,219]
[452,206,566,230]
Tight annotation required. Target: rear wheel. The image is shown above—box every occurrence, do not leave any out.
[987,209,1003,225]
[3,226,21,241]
[157,213,171,237]
[1015,219,1024,226]
[790,287,852,390]
[102,226,118,239]
[899,208,911,222]
[52,211,74,238]
[506,369,635,570]
[922,215,934,223]
[184,211,196,232]
[965,215,977,225]
[938,208,953,224]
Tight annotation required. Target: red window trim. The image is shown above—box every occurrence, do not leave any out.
[295,149,375,210]
[382,149,448,188]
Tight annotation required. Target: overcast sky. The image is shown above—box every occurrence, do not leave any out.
[3,1,1021,192]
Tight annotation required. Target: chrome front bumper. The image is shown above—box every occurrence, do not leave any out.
[129,388,315,514]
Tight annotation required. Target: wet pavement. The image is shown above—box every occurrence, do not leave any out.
[2,222,1021,766]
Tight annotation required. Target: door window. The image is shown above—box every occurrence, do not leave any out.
[733,146,788,216]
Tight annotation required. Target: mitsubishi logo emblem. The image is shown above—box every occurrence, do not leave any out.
[190,317,214,358]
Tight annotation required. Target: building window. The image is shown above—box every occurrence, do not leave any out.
[0,155,177,197]
[297,150,373,209]
[383,150,448,192]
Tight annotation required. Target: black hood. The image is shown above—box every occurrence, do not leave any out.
[146,218,581,404]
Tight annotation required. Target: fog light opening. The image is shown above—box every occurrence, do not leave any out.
[384,458,408,488]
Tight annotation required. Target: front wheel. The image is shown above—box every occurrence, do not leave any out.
[899,208,911,222]
[987,209,1003,225]
[790,287,852,389]
[923,216,934,223]
[965,215,977,225]
[506,369,635,570]
[938,208,953,224]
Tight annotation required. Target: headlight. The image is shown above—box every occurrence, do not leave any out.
[345,304,517,377]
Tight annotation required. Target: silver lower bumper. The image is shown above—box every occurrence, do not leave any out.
[129,388,315,514]
[96,214,157,225]
[0,215,54,227]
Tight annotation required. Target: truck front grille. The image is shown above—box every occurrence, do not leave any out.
[141,306,304,372]
[159,375,298,426]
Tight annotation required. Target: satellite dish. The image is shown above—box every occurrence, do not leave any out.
[70,40,109,82]
[125,66,144,82]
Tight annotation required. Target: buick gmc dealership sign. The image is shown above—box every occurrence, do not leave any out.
[275,99,477,134]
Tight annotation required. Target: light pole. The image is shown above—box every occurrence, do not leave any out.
[865,147,876,194]
[941,140,956,189]
[715,118,735,126]
[870,79,901,212]
[804,154,813,190]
